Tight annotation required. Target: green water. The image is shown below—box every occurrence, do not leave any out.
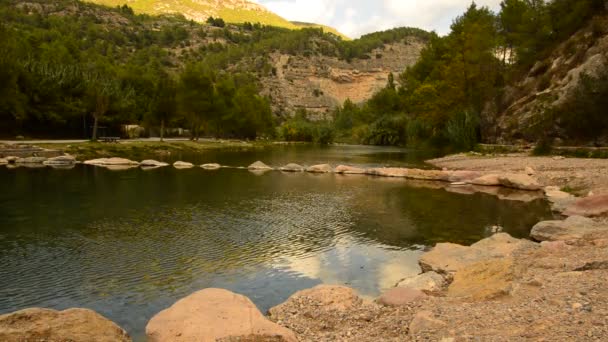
[0,145,553,339]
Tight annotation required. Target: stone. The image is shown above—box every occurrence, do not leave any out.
[279,163,305,172]
[448,170,483,183]
[471,174,501,186]
[367,167,409,177]
[248,161,273,170]
[408,311,446,334]
[420,233,536,274]
[498,173,541,191]
[269,285,361,314]
[530,216,608,241]
[525,166,536,175]
[306,164,333,173]
[201,163,221,170]
[396,272,447,292]
[334,165,366,174]
[0,158,7,165]
[43,155,76,165]
[544,186,577,212]
[173,161,194,169]
[564,194,608,217]
[5,156,18,163]
[146,289,296,342]
[0,308,131,342]
[447,259,515,300]
[15,156,47,164]
[84,158,139,166]
[140,160,169,167]
[376,287,426,306]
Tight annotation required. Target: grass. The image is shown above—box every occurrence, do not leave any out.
[37,140,267,161]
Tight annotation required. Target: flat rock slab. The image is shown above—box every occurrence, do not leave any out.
[420,233,537,274]
[447,258,516,301]
[248,161,273,170]
[396,271,446,292]
[15,157,47,164]
[173,161,194,169]
[376,287,426,306]
[306,164,333,173]
[564,194,608,217]
[146,288,296,342]
[498,173,541,191]
[334,165,366,174]
[140,160,169,167]
[530,216,608,241]
[201,163,221,170]
[43,155,76,165]
[84,158,139,166]
[0,308,131,342]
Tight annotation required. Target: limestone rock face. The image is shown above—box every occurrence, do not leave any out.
[419,233,536,275]
[173,161,194,169]
[334,165,366,174]
[279,163,304,172]
[146,288,297,342]
[269,285,361,315]
[306,164,333,173]
[376,287,426,306]
[43,155,76,165]
[140,160,169,167]
[201,163,221,170]
[396,271,446,292]
[248,161,273,170]
[0,308,131,342]
[447,259,516,300]
[564,194,608,217]
[530,216,608,241]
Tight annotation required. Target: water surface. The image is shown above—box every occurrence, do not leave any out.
[0,145,553,339]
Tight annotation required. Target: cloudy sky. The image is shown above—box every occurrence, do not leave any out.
[253,0,502,38]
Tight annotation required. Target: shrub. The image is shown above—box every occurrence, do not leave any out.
[445,110,479,151]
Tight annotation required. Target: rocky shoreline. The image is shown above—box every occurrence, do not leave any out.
[1,153,608,341]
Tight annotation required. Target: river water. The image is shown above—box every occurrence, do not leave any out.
[0,145,553,339]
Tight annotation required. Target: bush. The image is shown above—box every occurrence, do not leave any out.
[363,115,408,146]
[445,110,479,151]
[532,137,553,155]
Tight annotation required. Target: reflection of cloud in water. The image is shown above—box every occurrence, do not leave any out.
[275,235,423,297]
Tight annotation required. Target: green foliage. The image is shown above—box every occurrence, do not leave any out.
[532,136,553,155]
[445,110,480,151]
[278,110,334,145]
[206,16,225,28]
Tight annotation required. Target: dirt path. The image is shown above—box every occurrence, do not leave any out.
[427,153,608,195]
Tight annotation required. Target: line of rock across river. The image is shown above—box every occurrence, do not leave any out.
[1,187,607,340]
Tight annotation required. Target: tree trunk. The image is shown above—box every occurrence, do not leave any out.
[92,114,99,141]
[160,119,165,142]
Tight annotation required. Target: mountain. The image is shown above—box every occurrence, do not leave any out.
[84,0,349,38]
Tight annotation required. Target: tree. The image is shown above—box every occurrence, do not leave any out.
[150,72,177,142]
[177,65,215,140]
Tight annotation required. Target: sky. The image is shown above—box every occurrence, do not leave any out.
[252,0,503,38]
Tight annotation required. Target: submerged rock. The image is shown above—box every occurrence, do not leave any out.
[15,156,47,164]
[530,215,608,241]
[43,155,76,166]
[146,288,296,342]
[334,165,366,174]
[564,194,608,217]
[396,271,446,292]
[306,164,333,173]
[248,161,273,170]
[419,233,537,275]
[140,160,169,167]
[173,161,194,169]
[0,308,131,342]
[201,163,221,170]
[279,163,305,172]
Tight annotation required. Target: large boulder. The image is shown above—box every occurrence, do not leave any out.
[447,259,516,301]
[419,233,536,275]
[396,271,446,292]
[248,161,273,171]
[498,173,541,191]
[530,216,608,241]
[0,308,130,342]
[146,289,296,342]
[564,194,608,217]
[334,165,366,174]
[140,160,169,167]
[269,285,361,316]
[306,164,333,173]
[15,157,47,164]
[544,186,576,212]
[279,163,304,172]
[173,161,194,169]
[43,155,76,166]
